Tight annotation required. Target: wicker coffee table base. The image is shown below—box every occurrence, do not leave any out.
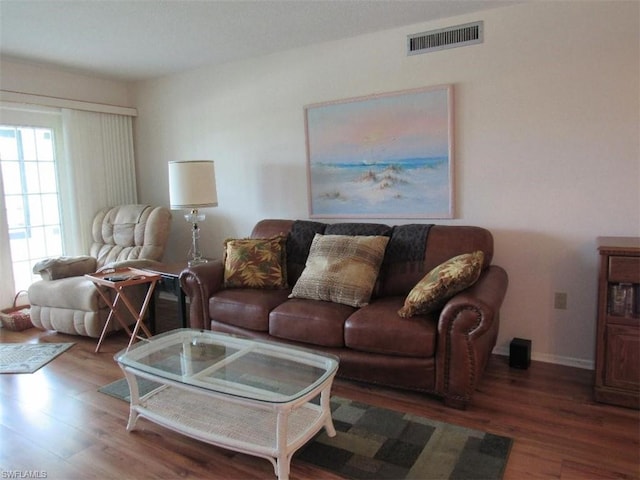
[122,368,337,480]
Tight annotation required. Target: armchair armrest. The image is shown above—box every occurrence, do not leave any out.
[436,265,508,409]
[33,256,97,281]
[180,260,224,330]
[98,259,164,272]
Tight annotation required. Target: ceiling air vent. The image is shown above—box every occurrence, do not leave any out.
[408,21,483,55]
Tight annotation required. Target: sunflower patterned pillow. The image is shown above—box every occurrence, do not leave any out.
[397,251,484,318]
[223,235,288,289]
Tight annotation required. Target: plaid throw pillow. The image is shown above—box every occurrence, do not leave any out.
[223,235,287,289]
[397,251,484,318]
[289,234,389,308]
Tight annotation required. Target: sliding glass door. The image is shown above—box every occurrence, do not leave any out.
[0,107,65,294]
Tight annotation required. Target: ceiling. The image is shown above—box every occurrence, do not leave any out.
[0,0,514,82]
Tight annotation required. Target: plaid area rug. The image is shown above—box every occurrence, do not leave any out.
[100,378,512,479]
[0,342,74,374]
[296,396,512,479]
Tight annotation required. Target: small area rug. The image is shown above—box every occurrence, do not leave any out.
[100,378,512,479]
[0,342,74,374]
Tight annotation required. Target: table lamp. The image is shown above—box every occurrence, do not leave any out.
[168,160,218,266]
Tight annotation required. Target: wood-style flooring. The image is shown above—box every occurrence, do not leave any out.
[1,299,638,479]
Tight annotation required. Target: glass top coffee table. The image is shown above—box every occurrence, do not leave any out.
[115,328,339,480]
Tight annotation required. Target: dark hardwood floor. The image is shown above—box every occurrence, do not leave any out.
[1,299,638,479]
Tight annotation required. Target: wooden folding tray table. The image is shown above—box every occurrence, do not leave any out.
[85,267,160,353]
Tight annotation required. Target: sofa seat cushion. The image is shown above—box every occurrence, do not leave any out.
[209,289,291,331]
[269,298,355,347]
[345,297,437,358]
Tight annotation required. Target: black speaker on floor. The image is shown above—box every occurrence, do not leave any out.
[509,337,531,369]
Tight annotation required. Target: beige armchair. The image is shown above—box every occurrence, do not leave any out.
[28,204,172,338]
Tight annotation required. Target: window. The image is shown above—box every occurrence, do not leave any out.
[0,111,65,294]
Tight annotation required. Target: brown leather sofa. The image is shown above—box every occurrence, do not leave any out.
[181,219,508,409]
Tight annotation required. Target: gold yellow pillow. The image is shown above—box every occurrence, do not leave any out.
[398,251,484,318]
[223,235,287,289]
[289,234,389,308]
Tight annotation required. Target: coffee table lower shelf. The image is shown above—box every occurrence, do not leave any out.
[125,379,335,480]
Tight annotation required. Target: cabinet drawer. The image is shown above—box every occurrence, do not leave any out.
[609,256,640,283]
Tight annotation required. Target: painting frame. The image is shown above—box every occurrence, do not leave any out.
[304,84,454,219]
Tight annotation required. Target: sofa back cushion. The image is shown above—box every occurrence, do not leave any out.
[250,220,494,300]
[285,220,327,285]
[379,225,494,297]
[251,220,394,287]
[251,219,324,286]
[324,222,392,237]
[250,219,295,239]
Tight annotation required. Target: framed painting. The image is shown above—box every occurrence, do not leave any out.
[304,84,454,219]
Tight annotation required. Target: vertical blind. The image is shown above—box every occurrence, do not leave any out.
[60,109,138,254]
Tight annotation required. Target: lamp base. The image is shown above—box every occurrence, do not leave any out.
[188,257,209,267]
[185,209,208,268]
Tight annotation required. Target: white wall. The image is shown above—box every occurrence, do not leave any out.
[133,1,637,367]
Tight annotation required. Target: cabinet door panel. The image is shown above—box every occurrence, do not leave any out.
[605,325,640,391]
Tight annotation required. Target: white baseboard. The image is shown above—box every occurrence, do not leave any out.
[492,346,594,370]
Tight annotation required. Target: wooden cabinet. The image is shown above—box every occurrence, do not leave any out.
[594,237,640,409]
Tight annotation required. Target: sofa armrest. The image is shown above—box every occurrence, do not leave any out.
[436,265,508,409]
[180,260,225,330]
[33,256,97,280]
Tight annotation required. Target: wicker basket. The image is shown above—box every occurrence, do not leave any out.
[0,291,32,331]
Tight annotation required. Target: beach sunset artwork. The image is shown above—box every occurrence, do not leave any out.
[304,85,453,218]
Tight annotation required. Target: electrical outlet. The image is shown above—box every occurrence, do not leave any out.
[554,292,568,310]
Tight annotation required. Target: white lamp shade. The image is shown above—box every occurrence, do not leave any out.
[168,160,218,209]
